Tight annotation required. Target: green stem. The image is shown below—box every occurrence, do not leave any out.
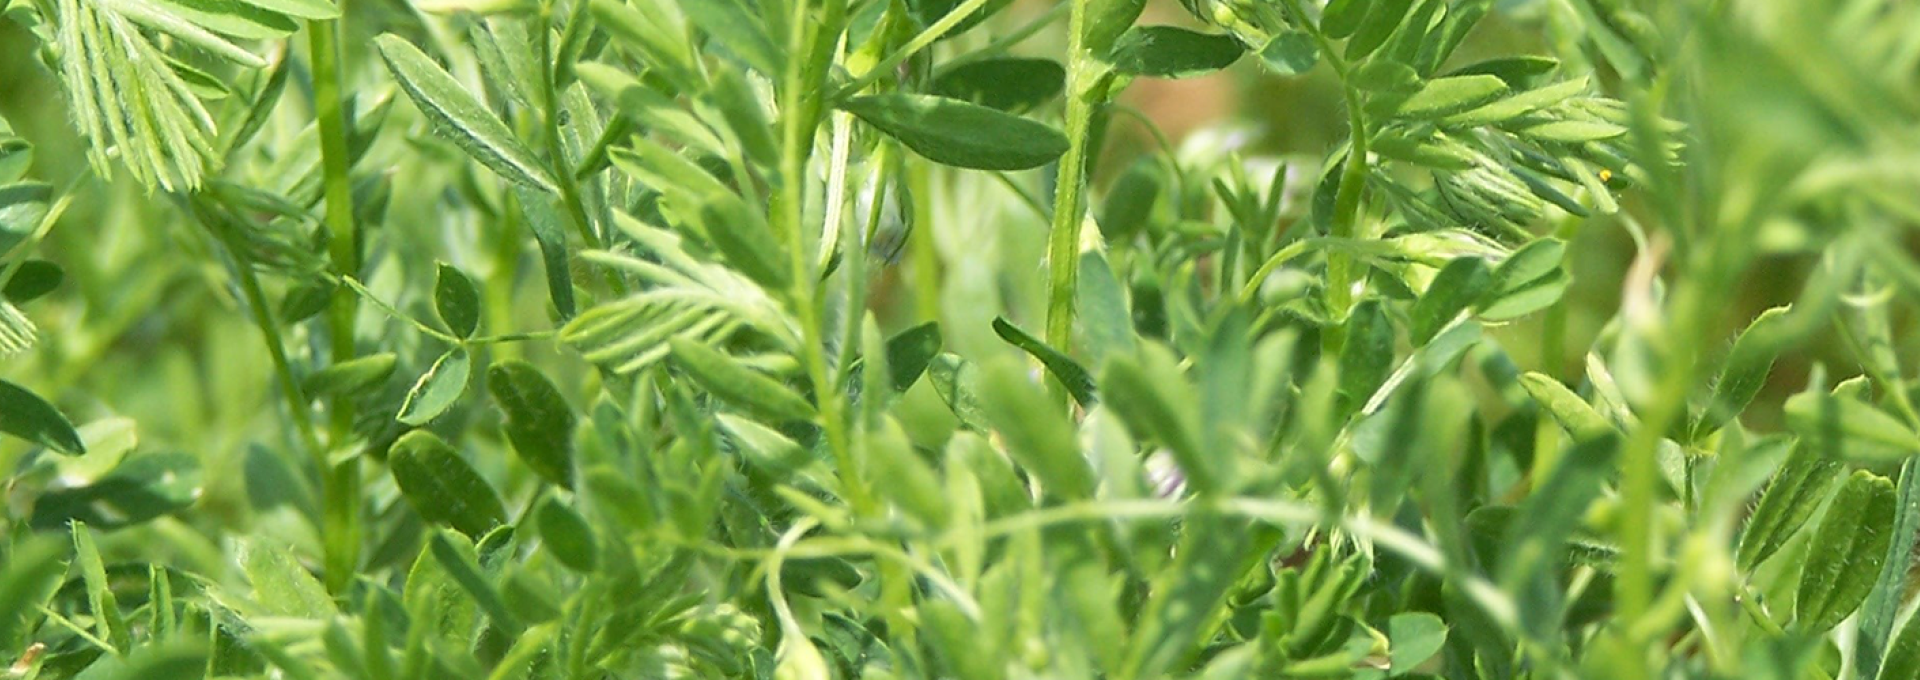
[1043,0,1104,400]
[205,211,325,463]
[832,0,998,99]
[537,2,626,297]
[308,16,362,596]
[777,0,869,513]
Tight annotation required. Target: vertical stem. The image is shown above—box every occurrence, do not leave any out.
[308,17,362,596]
[1044,0,1099,402]
[206,212,325,462]
[537,3,626,297]
[776,0,868,512]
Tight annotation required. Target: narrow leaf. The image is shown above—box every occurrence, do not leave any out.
[668,337,816,422]
[0,378,85,455]
[375,34,558,193]
[840,94,1069,171]
[1738,442,1844,570]
[1785,391,1920,463]
[992,317,1097,407]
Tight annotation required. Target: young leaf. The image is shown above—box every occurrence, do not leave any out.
[1797,470,1897,632]
[931,58,1066,113]
[1108,26,1247,79]
[389,429,508,538]
[397,348,471,425]
[1694,306,1790,438]
[840,94,1069,171]
[992,317,1097,407]
[374,34,558,193]
[303,353,399,398]
[668,337,816,422]
[0,378,86,455]
[433,263,481,338]
[486,361,577,488]
[1738,442,1844,570]
[535,497,598,572]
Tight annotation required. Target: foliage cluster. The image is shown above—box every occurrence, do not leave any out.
[4,0,1920,678]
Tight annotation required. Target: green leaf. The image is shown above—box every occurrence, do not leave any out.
[1343,0,1413,61]
[979,360,1094,500]
[487,361,577,488]
[397,348,471,425]
[29,452,202,530]
[1785,391,1920,463]
[374,34,558,193]
[1108,26,1247,79]
[1738,442,1844,570]
[1442,77,1590,127]
[1259,30,1320,75]
[72,521,131,651]
[1319,0,1369,39]
[907,0,1015,39]
[1351,59,1422,92]
[1388,612,1448,674]
[840,94,1069,171]
[243,540,337,618]
[535,497,598,572]
[0,136,32,184]
[1476,238,1568,321]
[1338,300,1396,412]
[0,378,85,455]
[931,58,1066,113]
[389,429,508,538]
[1391,75,1509,120]
[433,263,481,338]
[1856,460,1920,678]
[1082,0,1148,55]
[928,353,992,431]
[513,186,575,319]
[701,193,789,290]
[1076,250,1136,366]
[0,538,68,654]
[885,321,943,392]
[242,0,338,19]
[992,317,1097,408]
[1409,257,1491,345]
[1446,55,1558,87]
[429,530,524,634]
[153,0,297,41]
[1519,372,1617,445]
[1518,120,1627,143]
[864,417,949,528]
[676,0,781,75]
[1694,306,1790,438]
[1797,470,1897,632]
[3,259,64,304]
[1881,605,1920,680]
[303,353,399,398]
[1102,347,1212,494]
[668,337,816,422]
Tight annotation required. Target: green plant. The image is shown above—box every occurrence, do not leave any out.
[4,0,1920,677]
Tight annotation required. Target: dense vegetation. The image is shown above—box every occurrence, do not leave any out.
[4,0,1920,677]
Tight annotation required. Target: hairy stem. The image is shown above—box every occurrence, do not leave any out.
[1043,0,1102,404]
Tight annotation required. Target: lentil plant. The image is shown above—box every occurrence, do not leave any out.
[3,0,1920,678]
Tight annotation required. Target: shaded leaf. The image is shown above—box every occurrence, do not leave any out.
[433,263,481,338]
[487,361,577,488]
[840,94,1069,171]
[668,337,815,422]
[535,497,598,572]
[992,317,1097,407]
[389,429,508,538]
[1798,470,1897,632]
[0,378,84,455]
[1108,26,1246,79]
[1738,442,1843,570]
